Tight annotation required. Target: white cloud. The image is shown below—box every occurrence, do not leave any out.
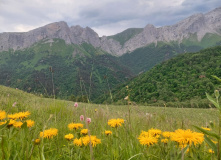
[0,0,220,36]
[14,24,38,32]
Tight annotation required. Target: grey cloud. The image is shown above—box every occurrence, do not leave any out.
[0,0,221,36]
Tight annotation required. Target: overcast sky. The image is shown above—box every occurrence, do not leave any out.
[0,0,221,36]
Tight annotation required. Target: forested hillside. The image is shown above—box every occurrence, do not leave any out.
[97,46,221,107]
[0,39,133,101]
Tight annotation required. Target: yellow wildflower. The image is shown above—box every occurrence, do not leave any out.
[81,135,101,147]
[0,110,6,120]
[209,149,215,153]
[68,123,83,130]
[34,139,41,145]
[0,121,7,126]
[138,135,158,146]
[8,111,30,120]
[138,131,151,139]
[26,120,35,128]
[105,130,112,136]
[73,138,83,147]
[13,121,23,128]
[64,134,74,141]
[170,129,204,146]
[138,130,159,146]
[162,131,172,138]
[40,128,58,139]
[8,119,16,126]
[80,129,88,135]
[148,128,162,138]
[108,118,124,128]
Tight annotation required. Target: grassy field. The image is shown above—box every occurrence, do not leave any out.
[0,85,219,159]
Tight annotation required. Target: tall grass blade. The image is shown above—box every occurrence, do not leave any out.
[212,75,221,83]
[128,153,143,160]
[204,135,218,155]
[206,93,220,109]
[193,125,220,139]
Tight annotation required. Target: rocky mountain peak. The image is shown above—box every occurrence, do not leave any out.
[0,7,221,56]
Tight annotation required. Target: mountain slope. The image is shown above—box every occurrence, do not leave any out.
[98,46,221,105]
[119,33,221,74]
[107,28,143,46]
[0,39,133,101]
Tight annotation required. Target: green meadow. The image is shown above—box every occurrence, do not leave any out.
[0,85,219,159]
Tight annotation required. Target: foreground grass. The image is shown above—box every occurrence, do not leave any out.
[0,85,219,159]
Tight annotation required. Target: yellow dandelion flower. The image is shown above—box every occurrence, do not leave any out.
[162,131,172,138]
[13,121,23,128]
[34,139,41,145]
[161,138,169,144]
[138,130,151,139]
[82,135,101,147]
[80,129,88,135]
[0,121,7,126]
[40,128,58,139]
[26,120,35,128]
[18,111,31,120]
[108,118,124,128]
[8,119,16,126]
[73,138,83,147]
[148,128,162,138]
[138,130,158,146]
[209,149,215,153]
[105,130,112,136]
[0,110,6,120]
[7,113,17,120]
[68,123,83,130]
[138,135,158,146]
[64,134,74,141]
[170,129,204,146]
[8,111,30,120]
[201,127,211,131]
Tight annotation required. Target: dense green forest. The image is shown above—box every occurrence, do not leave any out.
[0,39,133,101]
[97,46,221,107]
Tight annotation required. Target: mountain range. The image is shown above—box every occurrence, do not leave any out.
[1,7,221,103]
[1,7,221,56]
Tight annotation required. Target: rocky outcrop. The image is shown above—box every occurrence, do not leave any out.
[0,21,72,51]
[122,7,221,54]
[0,7,221,56]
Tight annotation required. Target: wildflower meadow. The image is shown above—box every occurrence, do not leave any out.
[0,84,220,160]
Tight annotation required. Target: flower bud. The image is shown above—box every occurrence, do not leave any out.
[80,115,84,121]
[86,118,91,124]
[215,90,220,98]
[74,102,78,108]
